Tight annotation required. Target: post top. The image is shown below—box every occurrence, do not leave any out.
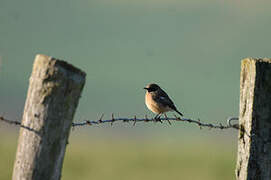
[34,54,86,78]
[242,58,271,64]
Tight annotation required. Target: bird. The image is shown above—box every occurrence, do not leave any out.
[144,83,183,119]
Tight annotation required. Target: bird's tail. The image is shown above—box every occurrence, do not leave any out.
[175,110,183,116]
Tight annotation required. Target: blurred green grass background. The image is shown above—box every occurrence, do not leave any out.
[1,0,271,179]
[0,130,236,180]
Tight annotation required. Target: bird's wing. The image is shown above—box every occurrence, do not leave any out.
[155,89,178,111]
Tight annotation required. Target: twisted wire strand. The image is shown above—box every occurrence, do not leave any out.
[0,115,240,130]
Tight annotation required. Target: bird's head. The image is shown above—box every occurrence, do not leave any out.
[144,83,161,92]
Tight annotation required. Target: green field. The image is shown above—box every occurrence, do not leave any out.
[0,131,236,180]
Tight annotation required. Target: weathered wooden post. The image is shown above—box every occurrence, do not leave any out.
[236,58,271,180]
[12,54,86,180]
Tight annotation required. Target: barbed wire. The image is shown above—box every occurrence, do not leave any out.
[0,116,21,126]
[6,113,269,146]
[72,114,239,130]
[0,116,40,134]
[0,114,240,130]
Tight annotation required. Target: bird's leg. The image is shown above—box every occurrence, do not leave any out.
[164,114,171,125]
[154,114,163,123]
[154,114,161,121]
[154,114,160,120]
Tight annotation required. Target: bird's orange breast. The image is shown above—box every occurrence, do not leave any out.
[145,92,171,114]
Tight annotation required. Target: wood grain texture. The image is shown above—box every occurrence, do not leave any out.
[12,54,86,180]
[236,58,271,180]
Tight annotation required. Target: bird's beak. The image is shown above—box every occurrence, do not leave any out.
[143,87,148,90]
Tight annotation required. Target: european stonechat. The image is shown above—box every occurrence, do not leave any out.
[144,83,183,118]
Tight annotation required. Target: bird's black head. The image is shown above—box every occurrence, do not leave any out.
[144,83,160,92]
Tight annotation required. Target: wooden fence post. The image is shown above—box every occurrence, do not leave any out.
[12,54,86,180]
[236,58,271,179]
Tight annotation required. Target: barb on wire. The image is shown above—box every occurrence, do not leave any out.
[111,113,115,126]
[99,113,104,123]
[133,115,137,126]
[0,114,240,130]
